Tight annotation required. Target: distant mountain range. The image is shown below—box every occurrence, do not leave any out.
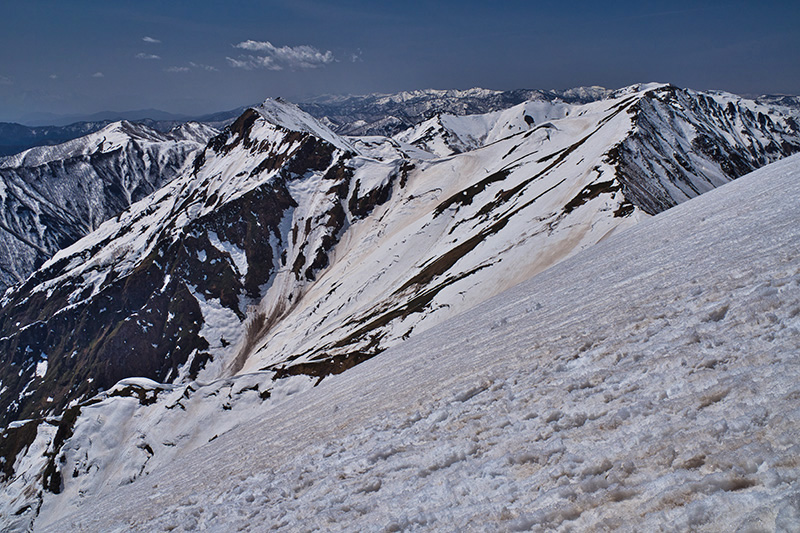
[3,88,798,158]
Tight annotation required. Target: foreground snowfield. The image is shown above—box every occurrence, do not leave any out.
[42,154,800,531]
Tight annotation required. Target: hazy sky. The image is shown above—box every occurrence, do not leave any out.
[1,0,798,122]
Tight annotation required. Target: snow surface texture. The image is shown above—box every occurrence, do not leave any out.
[38,154,800,531]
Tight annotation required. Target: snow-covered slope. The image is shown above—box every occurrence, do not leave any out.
[1,84,799,530]
[394,85,800,206]
[393,99,573,157]
[240,83,798,379]
[0,118,212,158]
[756,94,800,121]
[0,121,117,158]
[0,121,216,292]
[37,152,800,532]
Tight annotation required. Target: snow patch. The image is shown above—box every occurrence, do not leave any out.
[35,360,47,378]
[207,231,248,278]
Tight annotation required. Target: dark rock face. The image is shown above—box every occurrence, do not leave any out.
[0,148,285,426]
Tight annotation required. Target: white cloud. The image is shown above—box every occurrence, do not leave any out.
[226,55,279,70]
[189,62,218,72]
[165,62,218,73]
[142,36,161,44]
[135,53,161,60]
[226,57,254,70]
[0,76,12,85]
[351,49,363,63]
[228,40,334,71]
[92,72,105,78]
[49,74,58,79]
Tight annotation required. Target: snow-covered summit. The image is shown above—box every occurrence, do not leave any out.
[254,98,353,152]
[608,81,670,98]
[0,120,216,292]
[393,98,573,157]
[0,120,213,169]
[555,85,611,102]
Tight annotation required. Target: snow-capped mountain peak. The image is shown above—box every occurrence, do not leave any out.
[0,120,217,292]
[254,98,354,152]
[0,120,209,169]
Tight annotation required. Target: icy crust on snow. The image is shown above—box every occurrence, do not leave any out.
[39,154,800,533]
[30,372,316,529]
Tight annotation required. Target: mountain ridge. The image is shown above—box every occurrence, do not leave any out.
[1,82,799,530]
[0,120,217,292]
[5,85,798,160]
[35,152,800,532]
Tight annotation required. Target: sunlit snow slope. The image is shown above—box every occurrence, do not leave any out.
[40,152,800,532]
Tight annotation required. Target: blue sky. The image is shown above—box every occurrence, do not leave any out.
[0,0,798,122]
